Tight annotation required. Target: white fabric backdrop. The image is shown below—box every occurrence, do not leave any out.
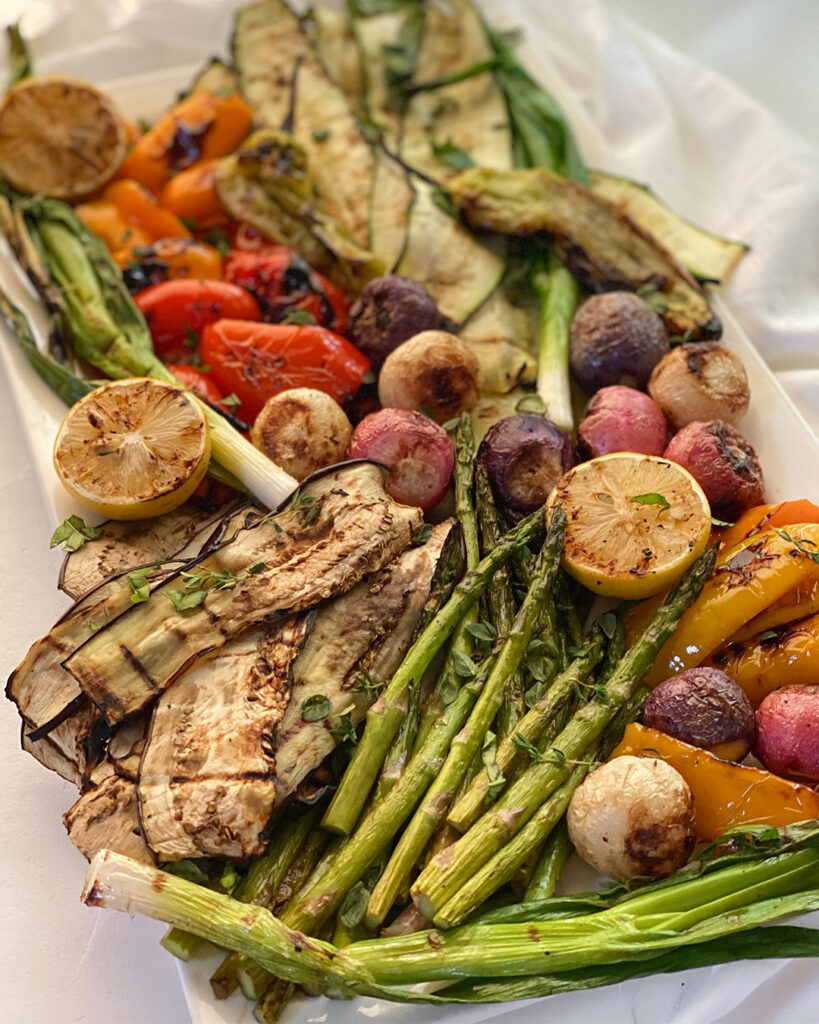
[0,2,817,1023]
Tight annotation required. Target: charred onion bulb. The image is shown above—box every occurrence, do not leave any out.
[478,413,575,514]
[378,330,481,424]
[648,342,750,430]
[567,755,696,882]
[663,419,764,520]
[644,667,756,761]
[348,275,444,368]
[250,387,352,481]
[569,291,669,394]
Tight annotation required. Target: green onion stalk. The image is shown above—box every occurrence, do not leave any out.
[84,828,819,1001]
[411,546,717,923]
[0,192,297,508]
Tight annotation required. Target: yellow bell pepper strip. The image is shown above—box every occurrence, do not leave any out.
[639,524,819,687]
[611,723,819,840]
[708,611,819,707]
[118,90,253,197]
[730,569,819,644]
[717,500,819,552]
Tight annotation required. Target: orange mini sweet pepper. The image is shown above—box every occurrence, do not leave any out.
[611,723,819,840]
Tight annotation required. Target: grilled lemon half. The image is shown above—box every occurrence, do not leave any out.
[53,379,211,520]
[548,452,711,599]
[0,75,126,200]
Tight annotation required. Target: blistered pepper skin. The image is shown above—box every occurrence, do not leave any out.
[611,722,819,840]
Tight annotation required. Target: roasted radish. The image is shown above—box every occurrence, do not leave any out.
[577,385,668,458]
[664,420,764,520]
[347,408,455,510]
[755,686,819,781]
[478,413,574,514]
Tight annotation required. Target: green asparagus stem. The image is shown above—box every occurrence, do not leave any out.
[412,546,717,921]
[475,465,524,738]
[415,414,481,747]
[253,978,295,1023]
[435,688,648,927]
[321,505,545,836]
[159,926,203,961]
[448,634,602,832]
[365,510,566,928]
[533,251,580,433]
[523,819,572,902]
[375,678,421,803]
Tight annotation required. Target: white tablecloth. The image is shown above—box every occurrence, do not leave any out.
[0,3,817,1023]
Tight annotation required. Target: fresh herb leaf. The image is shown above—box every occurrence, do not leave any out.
[451,648,478,679]
[597,611,618,639]
[179,216,199,233]
[301,694,332,722]
[775,529,819,565]
[246,562,267,575]
[485,762,506,801]
[183,325,200,348]
[281,307,317,325]
[512,732,543,762]
[351,671,384,694]
[711,516,735,528]
[330,709,358,745]
[220,392,242,411]
[412,523,433,546]
[181,570,204,591]
[466,621,497,645]
[165,588,208,612]
[220,863,241,895]
[430,138,475,171]
[210,569,238,591]
[439,673,460,706]
[311,128,331,142]
[164,860,210,885]
[136,116,152,134]
[595,492,614,506]
[126,570,151,603]
[441,416,461,431]
[339,880,370,930]
[630,492,671,511]
[204,225,231,258]
[758,629,779,642]
[50,515,103,552]
[430,185,459,219]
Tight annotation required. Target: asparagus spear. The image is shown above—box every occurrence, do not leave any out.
[374,678,421,803]
[321,505,545,836]
[474,465,524,738]
[523,818,572,903]
[434,688,648,927]
[412,546,717,921]
[365,510,566,928]
[415,414,481,747]
[448,633,603,832]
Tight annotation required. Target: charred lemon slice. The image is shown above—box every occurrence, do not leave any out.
[0,75,126,200]
[548,453,711,599]
[53,379,211,520]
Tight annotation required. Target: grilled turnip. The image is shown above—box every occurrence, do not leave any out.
[577,385,668,458]
[250,387,352,481]
[478,413,575,514]
[569,291,669,394]
[755,686,819,781]
[348,275,444,368]
[377,330,481,424]
[648,343,750,430]
[644,667,756,761]
[347,408,455,510]
[664,420,764,520]
[567,755,695,882]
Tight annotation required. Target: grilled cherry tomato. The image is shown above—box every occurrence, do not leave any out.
[135,280,261,363]
[200,319,370,422]
[165,364,224,404]
[223,248,349,334]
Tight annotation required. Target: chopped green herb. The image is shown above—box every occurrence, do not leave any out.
[466,621,497,645]
[512,732,543,762]
[183,325,200,348]
[597,611,619,639]
[126,570,151,604]
[441,416,461,431]
[50,515,103,552]
[351,671,385,694]
[301,694,333,722]
[330,709,358,746]
[775,529,819,565]
[246,562,267,575]
[339,880,370,929]
[210,569,238,591]
[711,516,735,528]
[164,588,208,612]
[180,570,204,592]
[430,138,475,171]
[220,863,241,895]
[136,116,152,134]
[758,629,779,642]
[411,523,433,546]
[220,392,242,411]
[430,186,459,219]
[595,492,615,506]
[204,225,231,258]
[180,216,199,233]
[281,307,317,325]
[630,492,671,511]
[311,128,331,142]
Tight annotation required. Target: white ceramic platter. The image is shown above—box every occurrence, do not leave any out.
[1,55,818,1024]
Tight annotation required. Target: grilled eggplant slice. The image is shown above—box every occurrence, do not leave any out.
[273,519,459,804]
[449,166,722,340]
[59,498,249,601]
[65,463,422,727]
[138,617,309,860]
[233,0,374,251]
[64,775,154,865]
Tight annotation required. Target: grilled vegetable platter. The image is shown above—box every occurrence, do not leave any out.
[2,2,819,1022]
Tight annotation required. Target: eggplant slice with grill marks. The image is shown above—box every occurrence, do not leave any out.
[134,520,458,861]
[138,616,310,861]
[64,463,423,727]
[59,497,252,602]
